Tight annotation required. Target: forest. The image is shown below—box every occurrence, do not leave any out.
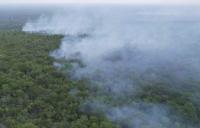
[0,31,117,128]
[1,6,200,128]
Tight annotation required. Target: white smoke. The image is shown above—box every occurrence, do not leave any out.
[23,5,200,128]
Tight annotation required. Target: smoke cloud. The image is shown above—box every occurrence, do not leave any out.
[23,5,200,128]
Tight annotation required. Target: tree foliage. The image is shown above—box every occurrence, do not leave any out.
[0,31,116,128]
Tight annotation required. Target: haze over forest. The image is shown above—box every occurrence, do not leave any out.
[1,3,200,128]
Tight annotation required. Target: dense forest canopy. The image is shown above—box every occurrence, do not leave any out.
[1,6,200,128]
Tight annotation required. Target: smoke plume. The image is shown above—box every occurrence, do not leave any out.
[23,5,200,128]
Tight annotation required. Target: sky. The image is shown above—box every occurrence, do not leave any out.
[0,0,200,5]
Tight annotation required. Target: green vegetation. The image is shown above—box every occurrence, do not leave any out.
[136,85,200,123]
[0,31,117,128]
[0,30,200,128]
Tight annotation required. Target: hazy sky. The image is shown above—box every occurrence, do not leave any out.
[0,0,200,5]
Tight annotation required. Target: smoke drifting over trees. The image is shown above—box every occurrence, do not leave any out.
[23,5,200,128]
